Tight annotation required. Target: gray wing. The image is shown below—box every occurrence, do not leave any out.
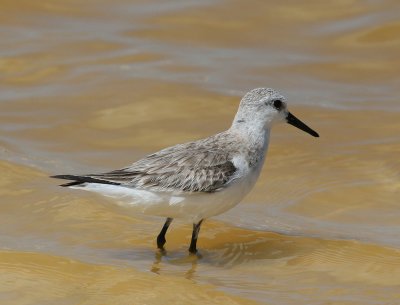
[55,139,238,193]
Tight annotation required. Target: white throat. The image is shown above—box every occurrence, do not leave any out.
[230,116,271,147]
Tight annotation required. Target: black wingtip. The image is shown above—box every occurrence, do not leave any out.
[50,175,77,180]
[50,174,121,187]
[50,175,84,187]
[60,181,85,187]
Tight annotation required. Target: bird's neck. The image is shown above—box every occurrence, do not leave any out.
[229,120,271,153]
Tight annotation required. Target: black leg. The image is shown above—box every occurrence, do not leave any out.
[157,217,173,250]
[189,219,203,254]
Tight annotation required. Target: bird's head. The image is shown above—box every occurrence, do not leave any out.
[233,88,319,137]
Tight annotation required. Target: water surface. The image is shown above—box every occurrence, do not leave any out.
[1,0,400,304]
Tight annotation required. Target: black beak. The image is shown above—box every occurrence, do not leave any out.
[286,112,319,137]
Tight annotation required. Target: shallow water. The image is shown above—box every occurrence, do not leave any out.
[1,0,400,304]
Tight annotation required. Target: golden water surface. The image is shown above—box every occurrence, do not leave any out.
[1,1,400,304]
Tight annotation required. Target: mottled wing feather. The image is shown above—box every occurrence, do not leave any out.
[87,139,238,193]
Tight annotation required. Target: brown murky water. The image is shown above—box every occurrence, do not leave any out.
[1,1,400,304]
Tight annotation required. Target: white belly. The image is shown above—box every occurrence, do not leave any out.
[72,164,263,223]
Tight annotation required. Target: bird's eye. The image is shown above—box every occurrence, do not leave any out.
[273,100,283,110]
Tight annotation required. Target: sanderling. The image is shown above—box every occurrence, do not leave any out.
[52,88,319,254]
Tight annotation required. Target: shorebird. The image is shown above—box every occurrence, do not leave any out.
[51,88,319,254]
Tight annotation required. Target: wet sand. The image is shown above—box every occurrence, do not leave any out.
[1,0,400,304]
